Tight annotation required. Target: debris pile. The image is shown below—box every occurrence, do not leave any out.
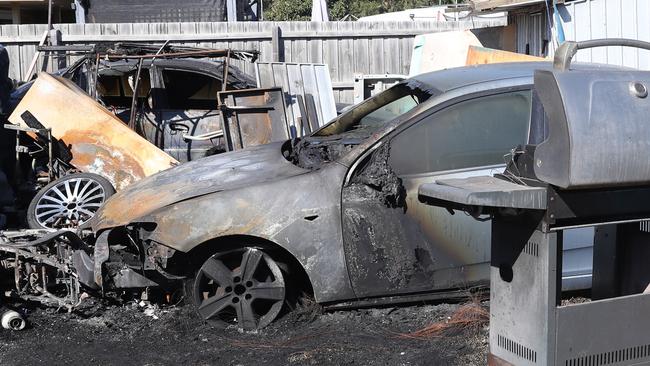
[0,300,489,365]
[399,300,489,339]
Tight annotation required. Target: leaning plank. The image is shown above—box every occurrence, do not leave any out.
[466,45,545,65]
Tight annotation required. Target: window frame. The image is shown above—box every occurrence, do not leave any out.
[154,66,223,110]
[95,67,155,109]
[344,84,534,184]
[387,87,533,177]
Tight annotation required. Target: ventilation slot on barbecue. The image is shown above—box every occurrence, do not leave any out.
[523,241,539,257]
[640,221,650,233]
[564,344,650,366]
[498,334,537,363]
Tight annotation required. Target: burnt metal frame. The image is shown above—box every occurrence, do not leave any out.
[3,123,54,184]
[32,44,260,158]
[217,87,290,152]
[0,229,84,311]
[103,47,255,134]
[36,44,259,123]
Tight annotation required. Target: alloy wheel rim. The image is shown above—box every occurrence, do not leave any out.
[193,248,286,330]
[34,177,106,229]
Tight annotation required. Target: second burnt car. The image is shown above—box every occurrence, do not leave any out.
[0,61,604,330]
[5,45,258,230]
[10,46,257,163]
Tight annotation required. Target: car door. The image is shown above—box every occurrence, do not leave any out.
[148,67,225,162]
[341,88,533,298]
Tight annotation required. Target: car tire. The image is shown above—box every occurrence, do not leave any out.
[185,247,287,331]
[27,172,115,230]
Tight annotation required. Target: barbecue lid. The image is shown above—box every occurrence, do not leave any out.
[532,67,650,189]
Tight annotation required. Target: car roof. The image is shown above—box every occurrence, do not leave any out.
[98,58,256,89]
[410,61,629,94]
[100,58,224,74]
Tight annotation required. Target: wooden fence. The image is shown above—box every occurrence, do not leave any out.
[0,20,505,103]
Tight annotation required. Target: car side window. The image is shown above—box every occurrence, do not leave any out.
[389,90,532,176]
[161,69,221,110]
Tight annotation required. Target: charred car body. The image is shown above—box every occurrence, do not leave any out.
[3,45,260,231]
[10,45,257,163]
[0,62,604,330]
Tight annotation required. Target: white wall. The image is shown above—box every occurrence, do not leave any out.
[560,0,650,69]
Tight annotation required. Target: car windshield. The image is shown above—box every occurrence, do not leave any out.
[315,83,430,137]
[286,82,433,169]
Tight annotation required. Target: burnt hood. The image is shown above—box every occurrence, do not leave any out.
[91,142,307,231]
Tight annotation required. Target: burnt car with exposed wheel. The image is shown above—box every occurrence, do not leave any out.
[0,59,613,330]
[4,44,257,231]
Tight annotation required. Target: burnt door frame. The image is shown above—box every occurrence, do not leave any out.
[148,64,166,109]
[142,64,168,152]
[341,85,533,298]
[149,65,225,162]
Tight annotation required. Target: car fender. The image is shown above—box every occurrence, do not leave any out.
[140,163,355,303]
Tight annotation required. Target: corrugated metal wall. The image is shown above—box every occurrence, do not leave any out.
[513,0,650,69]
[513,9,549,57]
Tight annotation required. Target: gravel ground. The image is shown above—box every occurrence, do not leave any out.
[0,299,489,366]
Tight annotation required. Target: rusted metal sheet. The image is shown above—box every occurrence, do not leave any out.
[217,87,290,150]
[465,45,545,65]
[8,72,178,190]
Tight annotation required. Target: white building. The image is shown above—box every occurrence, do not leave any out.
[467,0,650,69]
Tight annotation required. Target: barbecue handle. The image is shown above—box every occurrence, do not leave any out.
[553,38,650,71]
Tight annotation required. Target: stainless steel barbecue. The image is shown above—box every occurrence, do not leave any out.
[419,39,650,366]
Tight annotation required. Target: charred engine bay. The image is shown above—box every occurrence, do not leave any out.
[285,133,360,170]
[0,299,488,366]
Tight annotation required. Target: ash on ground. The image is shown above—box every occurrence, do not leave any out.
[0,299,488,365]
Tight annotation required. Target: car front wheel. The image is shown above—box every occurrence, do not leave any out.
[187,247,286,330]
[27,172,115,230]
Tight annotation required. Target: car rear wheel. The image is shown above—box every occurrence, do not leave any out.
[27,173,115,230]
[187,247,286,330]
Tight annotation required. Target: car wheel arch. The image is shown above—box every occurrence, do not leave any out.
[179,234,315,298]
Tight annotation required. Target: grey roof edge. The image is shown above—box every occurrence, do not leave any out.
[410,61,630,95]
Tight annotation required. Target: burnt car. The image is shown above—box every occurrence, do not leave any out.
[0,61,603,331]
[6,46,257,230]
[80,61,604,330]
[10,50,256,163]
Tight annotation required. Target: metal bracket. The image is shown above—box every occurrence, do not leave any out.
[3,123,47,134]
[219,104,273,111]
[15,146,29,154]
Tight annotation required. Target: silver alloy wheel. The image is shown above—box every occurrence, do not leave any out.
[193,248,286,330]
[34,176,106,229]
